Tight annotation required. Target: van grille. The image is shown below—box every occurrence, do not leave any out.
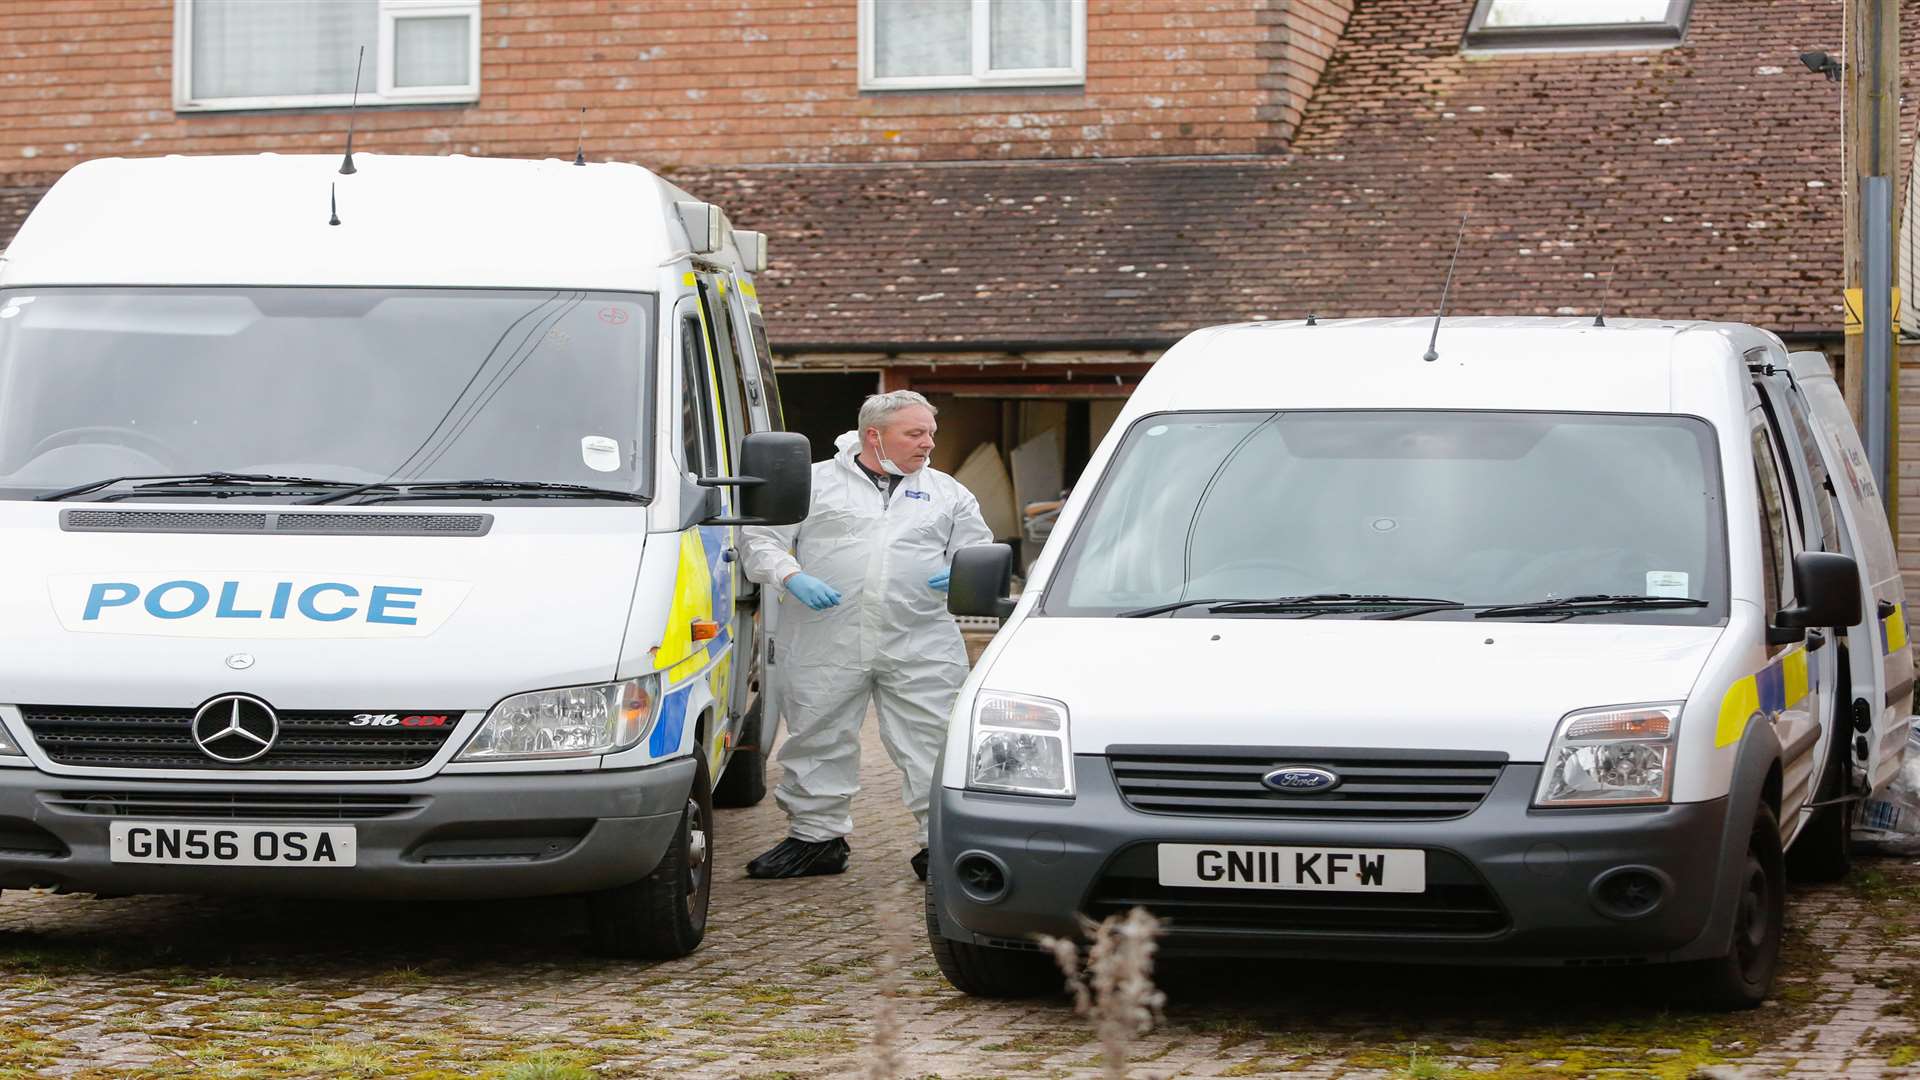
[1107,746,1506,821]
[47,791,423,820]
[1084,845,1509,937]
[20,706,461,771]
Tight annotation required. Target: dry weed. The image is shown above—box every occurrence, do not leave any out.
[1040,906,1167,1080]
[866,879,917,1080]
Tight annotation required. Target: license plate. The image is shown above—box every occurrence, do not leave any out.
[109,822,357,867]
[1156,843,1424,893]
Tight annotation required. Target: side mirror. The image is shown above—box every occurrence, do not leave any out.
[1771,551,1863,643]
[700,431,811,526]
[949,543,1017,620]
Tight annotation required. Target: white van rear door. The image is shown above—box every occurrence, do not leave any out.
[1787,351,1915,792]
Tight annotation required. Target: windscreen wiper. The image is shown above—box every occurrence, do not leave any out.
[37,471,364,502]
[303,478,647,506]
[1118,594,1461,618]
[1475,594,1709,619]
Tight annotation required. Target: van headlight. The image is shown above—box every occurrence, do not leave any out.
[968,691,1073,797]
[458,677,658,761]
[1535,703,1679,807]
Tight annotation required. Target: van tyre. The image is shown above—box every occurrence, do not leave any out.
[924,872,1059,998]
[712,700,768,809]
[587,754,713,960]
[1685,804,1785,1010]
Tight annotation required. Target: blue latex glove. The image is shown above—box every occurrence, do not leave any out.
[786,572,842,610]
[928,568,951,592]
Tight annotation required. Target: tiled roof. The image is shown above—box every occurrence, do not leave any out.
[0,186,47,253]
[0,1,1897,350]
[677,0,1898,350]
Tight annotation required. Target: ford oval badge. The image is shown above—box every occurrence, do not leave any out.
[1262,766,1339,793]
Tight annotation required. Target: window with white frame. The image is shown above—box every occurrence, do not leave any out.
[1463,0,1691,52]
[860,0,1086,91]
[176,0,480,111]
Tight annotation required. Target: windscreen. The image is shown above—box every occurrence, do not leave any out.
[1042,410,1728,621]
[0,287,654,499]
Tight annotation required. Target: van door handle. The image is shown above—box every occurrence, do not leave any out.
[1879,599,1898,619]
[1806,630,1827,652]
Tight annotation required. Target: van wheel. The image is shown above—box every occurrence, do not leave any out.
[712,700,768,809]
[924,873,1059,998]
[1683,804,1784,1010]
[587,754,713,960]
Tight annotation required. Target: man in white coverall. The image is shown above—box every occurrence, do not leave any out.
[740,391,993,880]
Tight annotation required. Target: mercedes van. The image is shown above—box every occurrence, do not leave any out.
[0,153,808,959]
[933,317,1914,1008]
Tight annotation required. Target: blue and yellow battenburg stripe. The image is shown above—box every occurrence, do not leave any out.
[1715,647,1815,748]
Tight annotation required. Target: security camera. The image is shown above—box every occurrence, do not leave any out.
[1799,51,1842,81]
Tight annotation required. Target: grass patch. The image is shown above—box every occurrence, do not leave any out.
[752,1026,858,1060]
[483,1050,596,1080]
[741,984,813,1006]
[277,1041,396,1078]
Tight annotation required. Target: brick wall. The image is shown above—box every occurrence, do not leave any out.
[0,0,1323,185]
[1259,0,1350,151]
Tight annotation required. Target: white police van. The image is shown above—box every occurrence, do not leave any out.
[936,317,1915,1008]
[0,153,809,958]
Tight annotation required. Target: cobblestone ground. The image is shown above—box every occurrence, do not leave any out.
[5,721,1920,1078]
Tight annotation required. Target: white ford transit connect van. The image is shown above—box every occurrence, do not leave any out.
[933,317,1914,1008]
[0,154,809,959]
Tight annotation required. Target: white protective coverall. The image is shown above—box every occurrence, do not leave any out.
[741,431,994,844]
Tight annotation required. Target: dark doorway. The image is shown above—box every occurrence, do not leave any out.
[773,370,880,462]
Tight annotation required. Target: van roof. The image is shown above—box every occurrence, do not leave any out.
[0,154,706,291]
[1134,317,1776,415]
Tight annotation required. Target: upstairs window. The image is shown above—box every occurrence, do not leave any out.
[1463,0,1691,53]
[175,0,480,112]
[860,0,1086,91]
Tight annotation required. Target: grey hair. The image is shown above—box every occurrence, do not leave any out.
[858,390,936,434]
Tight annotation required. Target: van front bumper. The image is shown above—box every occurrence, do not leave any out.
[930,755,1731,964]
[0,757,695,901]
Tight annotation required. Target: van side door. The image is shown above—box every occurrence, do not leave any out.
[1755,372,1845,834]
[721,273,784,724]
[1785,351,1915,792]
[692,272,759,739]
[675,294,736,772]
[1747,395,1830,832]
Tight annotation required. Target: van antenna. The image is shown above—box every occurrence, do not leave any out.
[1593,260,1618,327]
[574,108,588,166]
[339,45,365,175]
[329,182,340,226]
[1422,209,1470,362]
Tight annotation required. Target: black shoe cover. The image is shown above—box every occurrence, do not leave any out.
[911,848,929,882]
[746,837,850,879]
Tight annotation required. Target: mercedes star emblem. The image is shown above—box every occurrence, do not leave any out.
[191,694,279,764]
[225,653,255,671]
